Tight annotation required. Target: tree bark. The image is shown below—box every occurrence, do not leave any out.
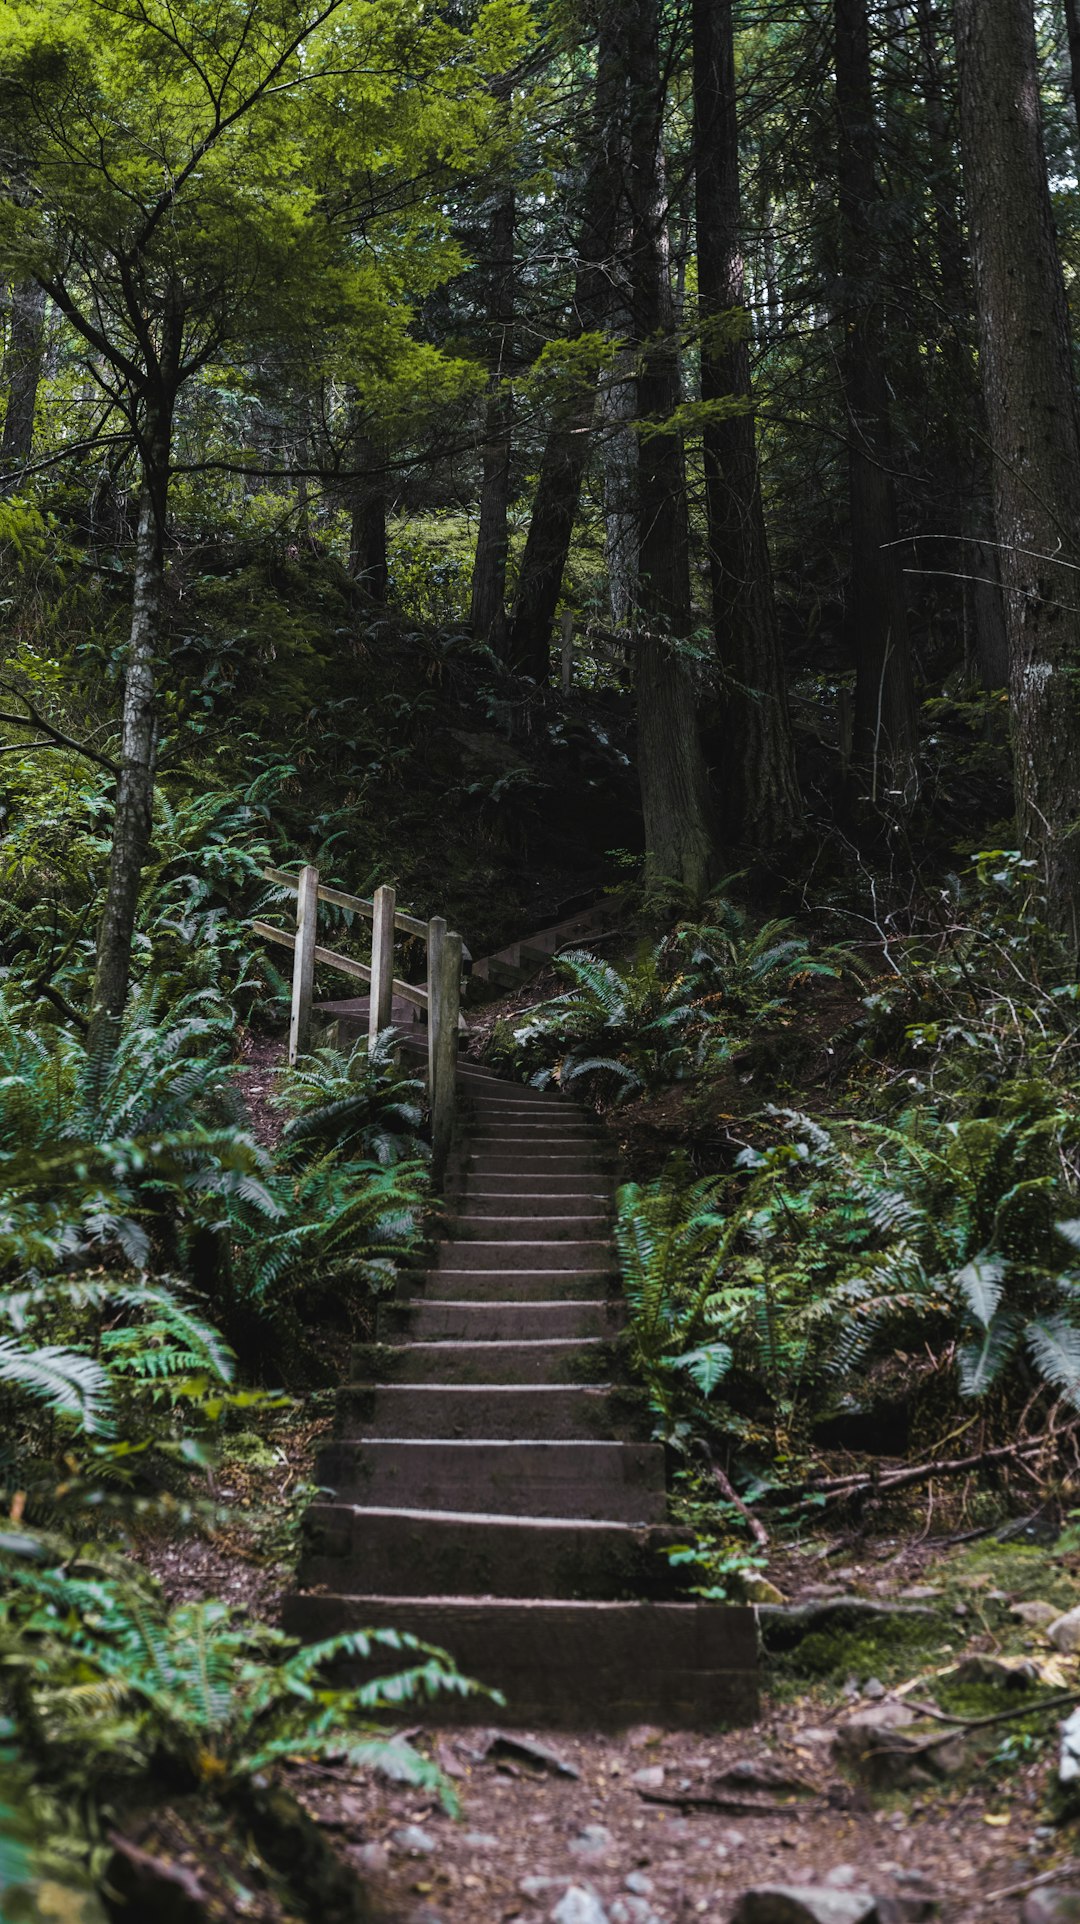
[835,0,919,800]
[1064,0,1080,148]
[626,0,715,901]
[913,0,1007,691]
[1,279,45,473]
[88,393,173,1050]
[347,430,389,604]
[692,0,801,845]
[508,13,625,681]
[469,187,515,650]
[953,0,1080,951]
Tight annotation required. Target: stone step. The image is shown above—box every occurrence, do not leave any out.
[468,1130,601,1147]
[381,1298,624,1343]
[462,1155,616,1177]
[455,1172,617,1196]
[280,1594,760,1730]
[451,1192,612,1218]
[353,1337,615,1385]
[448,1213,611,1241]
[334,1382,634,1440]
[411,1270,617,1302]
[436,1239,614,1272]
[314,1438,666,1521]
[299,1503,685,1599]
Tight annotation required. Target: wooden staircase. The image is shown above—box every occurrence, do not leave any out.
[282,1050,759,1729]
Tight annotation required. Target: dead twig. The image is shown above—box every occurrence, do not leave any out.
[902,1691,1080,1736]
[766,1426,1076,1508]
[711,1458,769,1549]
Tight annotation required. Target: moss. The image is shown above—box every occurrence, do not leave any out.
[770,1611,950,1687]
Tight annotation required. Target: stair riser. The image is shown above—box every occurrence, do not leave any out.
[449,1194,612,1219]
[334,1384,641,1440]
[436,1241,613,1272]
[351,1340,615,1385]
[315,1441,666,1521]
[462,1159,616,1177]
[300,1505,683,1600]
[280,1594,760,1729]
[446,1218,612,1243]
[409,1272,618,1302]
[381,1301,624,1342]
[455,1174,615,1196]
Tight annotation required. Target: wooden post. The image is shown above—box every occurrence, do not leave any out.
[368,884,396,1050]
[560,607,574,694]
[427,916,461,1182]
[288,864,319,1066]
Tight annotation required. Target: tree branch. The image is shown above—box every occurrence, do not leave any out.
[0,690,119,775]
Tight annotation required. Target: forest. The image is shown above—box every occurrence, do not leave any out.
[5,0,1080,1919]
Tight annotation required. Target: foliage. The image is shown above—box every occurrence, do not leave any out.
[277,1029,427,1166]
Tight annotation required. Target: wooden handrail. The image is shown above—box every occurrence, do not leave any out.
[252,865,466,1182]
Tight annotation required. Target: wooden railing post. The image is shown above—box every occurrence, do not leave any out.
[427,917,462,1182]
[288,864,319,1065]
[368,884,396,1050]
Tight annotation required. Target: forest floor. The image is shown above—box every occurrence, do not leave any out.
[132,1402,1080,1924]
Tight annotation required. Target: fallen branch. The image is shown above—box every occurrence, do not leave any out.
[635,1787,818,1817]
[764,1427,1075,1508]
[711,1458,769,1549]
[985,1865,1080,1904]
[903,1691,1080,1735]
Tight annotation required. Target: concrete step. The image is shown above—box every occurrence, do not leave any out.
[411,1270,617,1302]
[280,1594,759,1730]
[353,1338,615,1385]
[299,1503,685,1599]
[334,1382,635,1440]
[455,1172,617,1197]
[315,1438,667,1521]
[451,1192,612,1219]
[449,1214,611,1241]
[462,1156,616,1178]
[381,1298,624,1343]
[436,1239,614,1273]
[468,1129,601,1146]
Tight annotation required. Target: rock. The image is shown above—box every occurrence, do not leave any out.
[625,1873,655,1896]
[832,1703,964,1790]
[483,1729,581,1779]
[1011,1601,1061,1629]
[1059,1706,1080,1786]
[824,1868,861,1888]
[797,1728,835,1747]
[569,1825,614,1858]
[949,1653,1038,1688]
[1022,1892,1080,1924]
[551,1887,610,1924]
[745,1577,788,1605]
[632,1765,666,1790]
[719,1829,748,1848]
[863,1679,886,1701]
[355,1842,390,1873]
[463,1830,500,1848]
[1049,1607,1080,1653]
[391,1825,436,1855]
[521,1875,572,1899]
[729,1886,878,1923]
[897,1586,940,1602]
[610,1900,652,1924]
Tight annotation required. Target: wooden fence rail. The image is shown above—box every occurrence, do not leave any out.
[252,867,466,1179]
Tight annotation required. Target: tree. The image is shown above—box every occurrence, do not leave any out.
[626,0,715,901]
[469,181,516,649]
[691,0,801,845]
[1,278,45,471]
[834,0,919,800]
[953,0,1080,949]
[0,0,522,1044]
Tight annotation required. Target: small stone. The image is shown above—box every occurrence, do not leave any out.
[551,1887,610,1924]
[897,1586,940,1602]
[609,1901,651,1924]
[951,1601,968,1617]
[521,1877,572,1900]
[863,1679,886,1701]
[1060,1706,1080,1785]
[625,1873,654,1896]
[720,1829,748,1848]
[463,1831,499,1849]
[632,1766,666,1791]
[729,1886,878,1923]
[797,1728,835,1747]
[1022,1895,1080,1924]
[1048,1607,1080,1654]
[391,1826,436,1856]
[824,1867,860,1888]
[1011,1601,1061,1629]
[355,1843,389,1873]
[569,1825,614,1858]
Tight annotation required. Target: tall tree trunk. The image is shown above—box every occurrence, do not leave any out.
[88,391,174,1050]
[347,427,389,603]
[914,0,1007,690]
[1064,0,1080,146]
[508,13,625,681]
[835,0,919,799]
[1,280,45,473]
[626,0,715,901]
[953,0,1080,950]
[603,345,639,630]
[469,187,514,650]
[692,0,801,845]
